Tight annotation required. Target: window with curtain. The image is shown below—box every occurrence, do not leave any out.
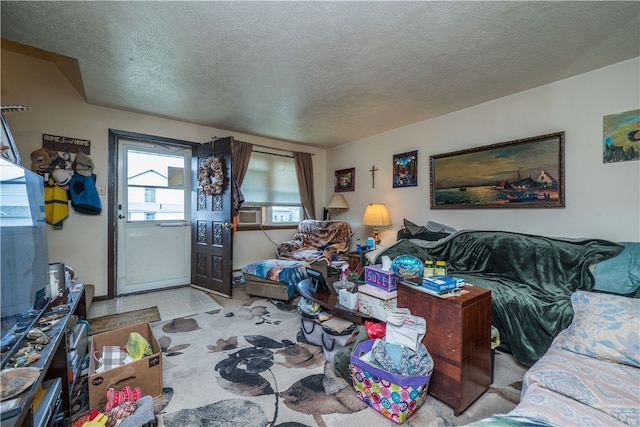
[240,151,302,225]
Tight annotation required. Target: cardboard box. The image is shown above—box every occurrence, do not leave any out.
[357,284,397,321]
[421,276,459,294]
[365,265,400,292]
[88,322,162,409]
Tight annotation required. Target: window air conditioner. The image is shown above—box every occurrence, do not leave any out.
[237,207,262,225]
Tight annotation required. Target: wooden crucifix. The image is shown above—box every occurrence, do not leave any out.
[369,165,379,188]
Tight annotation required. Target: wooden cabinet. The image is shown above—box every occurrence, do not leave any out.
[397,283,491,415]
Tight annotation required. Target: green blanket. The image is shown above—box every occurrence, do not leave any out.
[374,231,623,366]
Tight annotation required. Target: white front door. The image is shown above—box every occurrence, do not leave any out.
[116,139,191,295]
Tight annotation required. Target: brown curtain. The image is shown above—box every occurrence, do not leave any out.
[231,140,252,216]
[232,140,253,185]
[294,152,315,220]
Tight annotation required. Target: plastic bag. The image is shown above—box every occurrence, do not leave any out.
[298,297,321,316]
[365,320,386,339]
[125,332,153,360]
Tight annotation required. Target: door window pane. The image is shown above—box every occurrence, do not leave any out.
[126,150,186,221]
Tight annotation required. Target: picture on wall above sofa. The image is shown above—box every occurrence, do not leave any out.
[430,132,565,209]
[603,108,640,164]
[393,150,418,188]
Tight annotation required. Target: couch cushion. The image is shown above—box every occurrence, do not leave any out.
[563,291,640,367]
[398,219,452,241]
[593,242,640,295]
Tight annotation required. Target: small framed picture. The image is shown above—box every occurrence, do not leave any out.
[603,109,640,163]
[393,150,418,188]
[334,167,355,192]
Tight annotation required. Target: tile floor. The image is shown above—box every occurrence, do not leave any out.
[87,286,224,320]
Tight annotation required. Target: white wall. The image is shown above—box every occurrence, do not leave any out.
[4,47,638,297]
[327,58,640,247]
[1,48,327,296]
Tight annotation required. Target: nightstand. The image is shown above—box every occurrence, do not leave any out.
[397,282,492,415]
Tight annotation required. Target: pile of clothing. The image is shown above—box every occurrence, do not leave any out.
[367,309,434,377]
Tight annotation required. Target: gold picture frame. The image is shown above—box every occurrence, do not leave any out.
[430,132,565,209]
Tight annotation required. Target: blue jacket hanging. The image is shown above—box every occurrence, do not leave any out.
[69,173,102,215]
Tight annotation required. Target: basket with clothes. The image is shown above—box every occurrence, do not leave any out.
[350,310,433,424]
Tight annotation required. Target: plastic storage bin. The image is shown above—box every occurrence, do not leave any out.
[350,339,432,424]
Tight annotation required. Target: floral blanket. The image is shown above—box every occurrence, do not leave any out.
[276,220,352,262]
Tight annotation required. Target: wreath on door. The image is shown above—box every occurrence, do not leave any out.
[198,156,224,195]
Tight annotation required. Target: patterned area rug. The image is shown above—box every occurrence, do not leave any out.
[151,299,526,427]
[88,306,161,335]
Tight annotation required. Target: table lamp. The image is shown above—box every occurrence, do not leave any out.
[362,203,392,245]
[325,193,349,220]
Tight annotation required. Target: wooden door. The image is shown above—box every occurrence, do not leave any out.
[190,137,233,297]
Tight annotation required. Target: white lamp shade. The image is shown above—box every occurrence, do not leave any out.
[362,203,392,226]
[326,193,349,209]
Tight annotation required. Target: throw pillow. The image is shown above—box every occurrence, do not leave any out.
[563,290,640,367]
[400,219,451,241]
[593,242,640,295]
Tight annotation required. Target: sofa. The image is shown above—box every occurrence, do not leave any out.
[369,225,636,367]
[471,290,640,426]
[241,220,352,300]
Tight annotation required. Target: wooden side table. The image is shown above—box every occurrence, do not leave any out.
[345,250,371,281]
[397,282,492,415]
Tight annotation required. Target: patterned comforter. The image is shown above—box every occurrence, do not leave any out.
[509,329,640,426]
[276,220,352,262]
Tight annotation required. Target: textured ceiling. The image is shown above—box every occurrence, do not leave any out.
[1,1,639,148]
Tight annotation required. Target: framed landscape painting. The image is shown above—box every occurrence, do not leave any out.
[430,132,565,209]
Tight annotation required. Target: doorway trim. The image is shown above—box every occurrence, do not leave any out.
[107,129,199,300]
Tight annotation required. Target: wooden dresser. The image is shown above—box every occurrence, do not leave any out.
[397,282,492,415]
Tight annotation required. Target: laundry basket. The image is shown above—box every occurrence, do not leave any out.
[350,339,432,424]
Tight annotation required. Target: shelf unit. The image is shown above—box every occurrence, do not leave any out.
[2,285,87,427]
